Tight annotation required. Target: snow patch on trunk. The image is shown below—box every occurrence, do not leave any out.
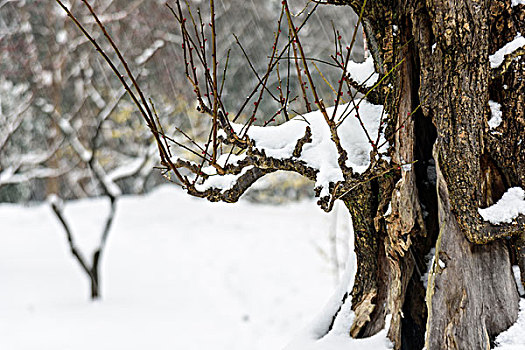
[489,33,525,68]
[488,100,503,129]
[513,265,525,296]
[478,187,525,224]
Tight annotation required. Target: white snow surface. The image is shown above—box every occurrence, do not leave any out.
[2,187,525,349]
[489,33,525,68]
[285,264,392,350]
[438,259,446,269]
[513,265,525,296]
[512,0,525,7]
[0,185,341,350]
[284,202,392,350]
[478,187,525,224]
[346,56,379,88]
[488,100,503,129]
[494,299,525,349]
[226,100,385,196]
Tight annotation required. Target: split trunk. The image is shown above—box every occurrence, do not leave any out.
[337,1,525,348]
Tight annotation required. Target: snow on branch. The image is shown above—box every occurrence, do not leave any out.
[81,0,143,25]
[0,165,66,187]
[135,40,165,65]
[56,0,401,212]
[153,0,394,208]
[108,153,150,183]
[0,92,32,154]
[489,33,525,68]
[0,138,65,187]
[45,32,164,198]
[0,78,67,188]
[345,56,378,88]
[218,100,386,197]
[57,117,93,162]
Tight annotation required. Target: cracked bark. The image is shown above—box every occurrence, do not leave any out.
[328,0,524,348]
[425,151,519,349]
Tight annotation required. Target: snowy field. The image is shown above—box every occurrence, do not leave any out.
[0,185,343,350]
[1,184,524,350]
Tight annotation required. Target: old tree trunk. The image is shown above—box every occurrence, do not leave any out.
[333,0,525,349]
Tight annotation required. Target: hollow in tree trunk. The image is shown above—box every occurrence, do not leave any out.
[332,0,525,348]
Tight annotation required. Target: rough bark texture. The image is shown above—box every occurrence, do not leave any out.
[328,0,525,349]
[344,183,381,337]
[343,179,393,338]
[417,0,522,346]
[426,157,519,349]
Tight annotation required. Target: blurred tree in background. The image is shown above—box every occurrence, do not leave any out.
[0,0,362,203]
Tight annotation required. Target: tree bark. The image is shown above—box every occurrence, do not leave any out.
[90,250,101,300]
[331,0,525,348]
[425,154,519,349]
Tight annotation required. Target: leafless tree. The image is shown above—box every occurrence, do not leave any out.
[47,90,158,300]
[0,78,64,191]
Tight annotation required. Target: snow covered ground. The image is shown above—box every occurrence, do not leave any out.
[1,184,524,350]
[0,185,339,350]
